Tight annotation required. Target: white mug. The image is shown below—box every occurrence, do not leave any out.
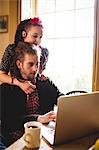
[23,121,41,149]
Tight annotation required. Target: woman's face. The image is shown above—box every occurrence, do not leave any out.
[24,26,43,46]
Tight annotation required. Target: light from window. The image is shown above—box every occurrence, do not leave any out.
[22,0,94,94]
[37,0,94,93]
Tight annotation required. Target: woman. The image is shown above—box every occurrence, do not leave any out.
[0,17,49,94]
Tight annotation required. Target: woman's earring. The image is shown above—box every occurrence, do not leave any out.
[22,31,27,38]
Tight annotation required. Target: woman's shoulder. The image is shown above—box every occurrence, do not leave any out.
[3,43,15,56]
[6,43,15,51]
[39,45,49,55]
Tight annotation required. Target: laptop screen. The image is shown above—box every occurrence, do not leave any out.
[42,92,99,145]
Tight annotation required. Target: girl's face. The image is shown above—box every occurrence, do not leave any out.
[24,26,43,46]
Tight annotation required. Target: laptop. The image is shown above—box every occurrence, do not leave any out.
[41,91,99,145]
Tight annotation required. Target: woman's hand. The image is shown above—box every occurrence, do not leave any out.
[37,111,56,124]
[13,78,36,94]
[19,81,36,94]
[40,74,48,81]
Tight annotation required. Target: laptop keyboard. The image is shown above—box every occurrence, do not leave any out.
[41,121,56,144]
[44,126,55,135]
[41,121,55,134]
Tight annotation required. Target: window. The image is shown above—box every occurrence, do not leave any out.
[22,0,94,93]
[21,0,35,20]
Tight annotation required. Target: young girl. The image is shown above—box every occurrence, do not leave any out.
[0,17,49,94]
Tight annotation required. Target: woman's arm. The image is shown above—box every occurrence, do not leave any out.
[0,44,14,84]
[0,44,15,73]
[0,71,36,94]
[39,46,49,74]
[0,71,12,84]
[0,44,15,84]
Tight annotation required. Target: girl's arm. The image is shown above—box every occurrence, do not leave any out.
[0,71,36,94]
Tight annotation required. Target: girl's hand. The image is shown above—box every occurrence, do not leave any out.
[19,80,36,94]
[14,78,36,94]
[40,74,48,81]
[37,111,56,124]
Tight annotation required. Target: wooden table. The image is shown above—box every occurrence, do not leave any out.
[6,132,99,150]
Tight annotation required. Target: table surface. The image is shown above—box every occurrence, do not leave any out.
[6,132,99,150]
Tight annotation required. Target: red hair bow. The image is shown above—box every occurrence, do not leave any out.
[31,17,42,26]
